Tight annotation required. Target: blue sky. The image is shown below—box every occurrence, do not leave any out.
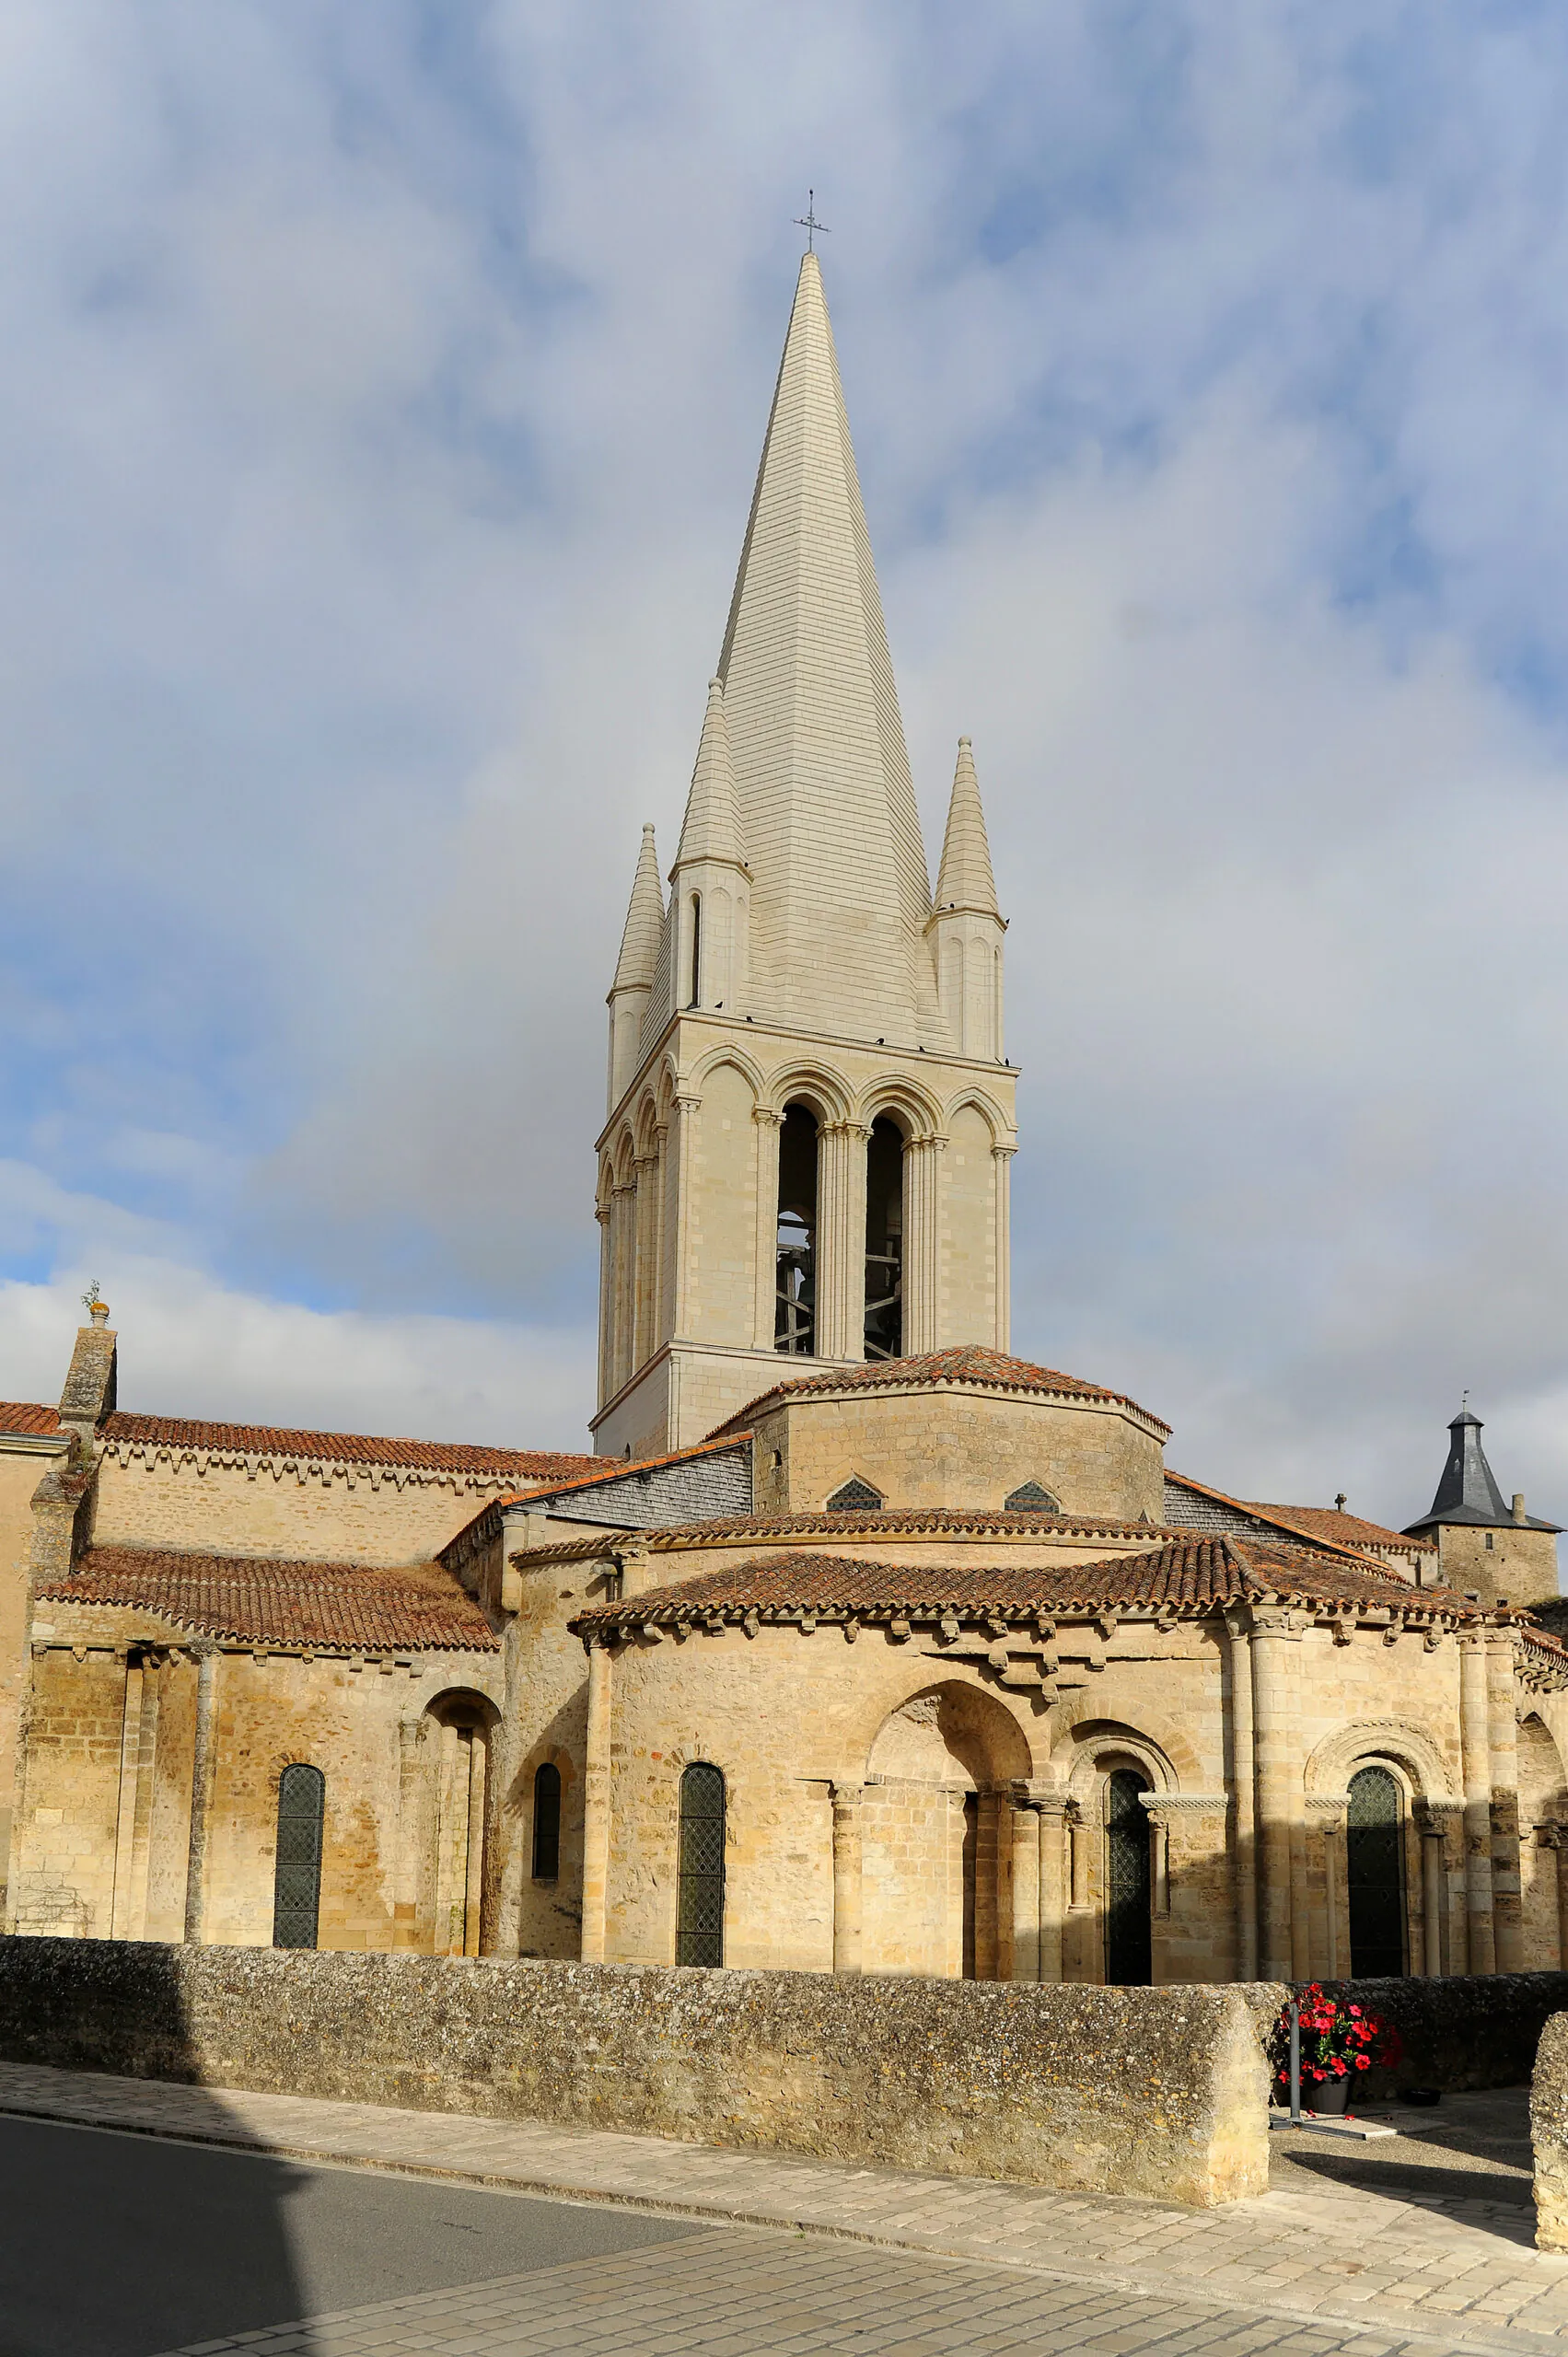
[3,2,1568,1532]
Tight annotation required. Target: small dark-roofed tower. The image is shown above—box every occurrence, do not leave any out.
[1403,1404,1561,1607]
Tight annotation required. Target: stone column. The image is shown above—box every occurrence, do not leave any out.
[902,1135,946,1355]
[464,1730,487,1957]
[1416,1802,1447,1976]
[126,1655,162,1944]
[1544,1825,1568,1970]
[631,1152,659,1370]
[991,1145,1014,1353]
[610,1180,637,1392]
[110,1656,145,1941]
[182,1644,218,1946]
[1458,1634,1497,1973]
[830,1781,864,1972]
[1487,1634,1524,1974]
[1309,1797,1347,1979]
[1037,1797,1070,1983]
[1010,1796,1040,1981]
[1250,1609,1297,1980]
[751,1108,782,1349]
[667,1095,701,1340]
[594,1190,613,1406]
[579,1643,613,1963]
[1225,1612,1259,1980]
[394,1717,424,1950]
[817,1121,869,1362]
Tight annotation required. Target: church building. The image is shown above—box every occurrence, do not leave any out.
[2,252,1565,1991]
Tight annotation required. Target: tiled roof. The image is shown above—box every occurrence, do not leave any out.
[99,1411,598,1480]
[711,1346,1169,1437]
[0,1402,62,1436]
[1244,1500,1434,1552]
[573,1537,1493,1638]
[503,1433,753,1506]
[1164,1470,1434,1557]
[511,1506,1202,1566]
[40,1546,500,1653]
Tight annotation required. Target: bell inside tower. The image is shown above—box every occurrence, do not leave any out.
[774,1103,819,1354]
[864,1116,904,1360]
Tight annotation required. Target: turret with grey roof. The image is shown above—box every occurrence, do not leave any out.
[1403,1403,1561,1608]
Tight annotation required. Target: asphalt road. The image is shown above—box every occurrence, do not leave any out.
[0,2113,695,2357]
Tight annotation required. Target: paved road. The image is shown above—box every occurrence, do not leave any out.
[0,2115,688,2356]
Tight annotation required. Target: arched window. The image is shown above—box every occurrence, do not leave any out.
[774,1104,818,1354]
[273,1763,325,1950]
[1104,1770,1152,1985]
[688,894,703,1007]
[1347,1765,1406,1977]
[827,1476,884,1512]
[864,1117,904,1359]
[677,1761,726,1966]
[532,1761,562,1882]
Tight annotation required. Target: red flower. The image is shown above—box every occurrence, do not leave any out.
[1354,2055,1370,2070]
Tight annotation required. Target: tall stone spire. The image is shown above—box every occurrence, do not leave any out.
[606,825,663,1108]
[715,251,940,1043]
[934,737,1000,917]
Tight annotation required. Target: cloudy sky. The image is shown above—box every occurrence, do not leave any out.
[2,3,1566,1535]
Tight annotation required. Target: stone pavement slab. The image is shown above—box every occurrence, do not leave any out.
[0,2063,1564,2355]
[150,2228,1515,2357]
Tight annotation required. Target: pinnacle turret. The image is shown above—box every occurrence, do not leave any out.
[606,825,664,1109]
[610,825,664,998]
[934,737,1001,919]
[673,680,746,874]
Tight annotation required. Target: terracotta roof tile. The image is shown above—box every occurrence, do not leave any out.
[1241,1500,1434,1553]
[40,1546,499,1653]
[511,1506,1199,1566]
[573,1537,1490,1635]
[0,1402,61,1436]
[99,1411,598,1480]
[1164,1470,1434,1557]
[710,1346,1170,1438]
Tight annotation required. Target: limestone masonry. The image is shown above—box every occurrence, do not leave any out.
[2,250,1563,2009]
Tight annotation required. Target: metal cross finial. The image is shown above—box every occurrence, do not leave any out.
[795,190,830,252]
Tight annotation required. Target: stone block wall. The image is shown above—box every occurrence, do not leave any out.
[1532,2010,1568,2248]
[0,1941,1271,2207]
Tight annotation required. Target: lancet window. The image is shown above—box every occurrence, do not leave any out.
[1346,1765,1406,1977]
[864,1117,904,1360]
[676,1761,726,1967]
[532,1761,562,1882]
[273,1762,325,1950]
[774,1103,818,1354]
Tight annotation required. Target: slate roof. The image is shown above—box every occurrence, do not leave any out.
[713,1346,1169,1438]
[503,1433,753,1506]
[0,1402,62,1436]
[572,1536,1494,1639]
[39,1546,500,1653]
[1404,1408,1561,1535]
[99,1411,598,1480]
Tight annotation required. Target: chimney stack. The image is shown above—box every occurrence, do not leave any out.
[1513,1492,1527,1525]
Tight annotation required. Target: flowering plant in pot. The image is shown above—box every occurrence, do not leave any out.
[1270,1985,1402,2115]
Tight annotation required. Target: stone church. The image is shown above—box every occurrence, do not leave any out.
[3,253,1565,1991]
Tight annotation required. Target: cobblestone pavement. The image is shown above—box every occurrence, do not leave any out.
[4,2064,1568,2355]
[155,2226,1532,2357]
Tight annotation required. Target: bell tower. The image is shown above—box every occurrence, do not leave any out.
[593,252,1018,1458]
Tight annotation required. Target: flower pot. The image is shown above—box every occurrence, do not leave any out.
[1308,2076,1350,2115]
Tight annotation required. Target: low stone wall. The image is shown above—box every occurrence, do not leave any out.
[0,1941,1269,2206]
[1243,1974,1568,2098]
[1533,2013,1568,2249]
